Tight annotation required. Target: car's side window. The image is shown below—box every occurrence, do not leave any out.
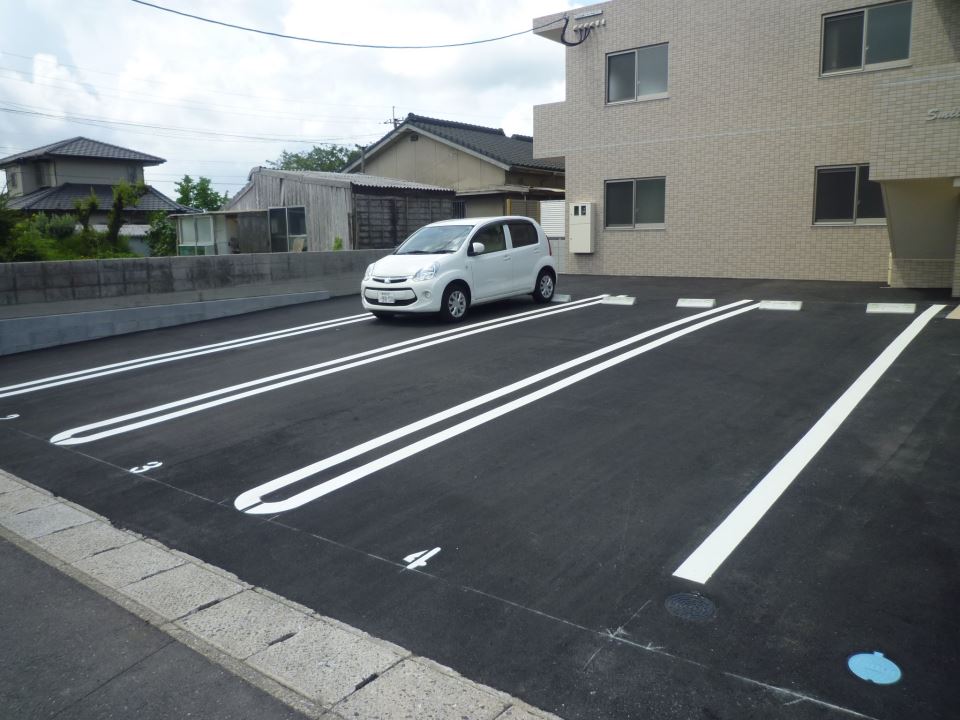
[473,223,507,254]
[507,222,539,248]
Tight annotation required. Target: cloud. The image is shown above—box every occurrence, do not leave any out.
[0,0,575,198]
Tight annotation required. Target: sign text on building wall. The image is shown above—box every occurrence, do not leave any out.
[926,108,960,120]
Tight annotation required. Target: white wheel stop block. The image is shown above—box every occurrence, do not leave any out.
[758,300,803,311]
[677,299,716,309]
[866,303,916,315]
[600,295,636,306]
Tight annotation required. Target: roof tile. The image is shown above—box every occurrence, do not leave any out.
[7,184,196,213]
[0,137,165,166]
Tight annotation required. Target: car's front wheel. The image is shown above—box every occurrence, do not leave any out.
[533,269,555,303]
[440,282,469,322]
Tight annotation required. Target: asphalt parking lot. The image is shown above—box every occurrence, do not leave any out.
[1,276,958,720]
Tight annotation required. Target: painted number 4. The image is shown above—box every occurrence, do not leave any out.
[404,547,441,569]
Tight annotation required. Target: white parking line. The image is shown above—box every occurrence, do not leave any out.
[50,296,607,446]
[236,301,759,515]
[0,313,374,399]
[673,304,946,585]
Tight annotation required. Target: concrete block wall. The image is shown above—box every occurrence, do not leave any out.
[0,251,386,307]
[532,0,958,286]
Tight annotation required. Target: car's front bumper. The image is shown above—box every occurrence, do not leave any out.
[360,280,443,313]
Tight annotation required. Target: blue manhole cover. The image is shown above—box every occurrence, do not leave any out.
[847,652,901,685]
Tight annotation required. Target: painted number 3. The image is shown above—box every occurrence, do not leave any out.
[130,461,163,474]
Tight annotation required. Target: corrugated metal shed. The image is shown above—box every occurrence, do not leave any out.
[225,168,456,251]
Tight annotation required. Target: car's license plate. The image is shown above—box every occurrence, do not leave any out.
[378,291,395,304]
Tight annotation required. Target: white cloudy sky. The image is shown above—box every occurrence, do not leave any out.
[0,0,575,199]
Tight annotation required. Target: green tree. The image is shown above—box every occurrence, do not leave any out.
[145,211,177,256]
[266,145,362,172]
[1,213,64,262]
[105,180,147,251]
[175,175,229,211]
[73,190,99,232]
[0,192,19,249]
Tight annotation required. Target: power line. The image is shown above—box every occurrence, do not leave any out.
[0,50,396,108]
[0,50,526,124]
[128,0,559,50]
[0,101,384,145]
[0,70,388,125]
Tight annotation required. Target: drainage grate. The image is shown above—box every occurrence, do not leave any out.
[664,592,717,622]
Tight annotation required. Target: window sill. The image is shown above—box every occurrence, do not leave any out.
[820,59,911,78]
[605,224,666,231]
[812,221,887,227]
[606,92,670,106]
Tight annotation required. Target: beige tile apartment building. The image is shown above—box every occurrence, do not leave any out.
[532,0,960,296]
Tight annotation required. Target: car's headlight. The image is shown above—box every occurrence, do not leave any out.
[363,263,375,281]
[411,262,439,281]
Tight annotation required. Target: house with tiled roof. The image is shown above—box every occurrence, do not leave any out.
[343,114,564,221]
[0,137,196,239]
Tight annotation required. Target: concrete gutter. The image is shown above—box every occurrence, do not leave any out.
[0,469,562,720]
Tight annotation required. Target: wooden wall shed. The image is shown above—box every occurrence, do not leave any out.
[225,168,456,251]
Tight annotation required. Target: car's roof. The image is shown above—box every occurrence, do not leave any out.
[426,216,540,227]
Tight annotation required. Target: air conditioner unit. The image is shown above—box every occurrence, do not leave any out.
[568,202,593,253]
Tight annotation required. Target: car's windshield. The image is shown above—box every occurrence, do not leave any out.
[395,225,474,255]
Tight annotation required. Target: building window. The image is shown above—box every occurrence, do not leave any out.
[605,177,666,228]
[821,1,911,75]
[177,215,216,255]
[814,165,885,224]
[452,200,466,219]
[607,43,668,103]
[268,206,308,251]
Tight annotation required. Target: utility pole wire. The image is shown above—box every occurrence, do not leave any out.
[128,0,563,50]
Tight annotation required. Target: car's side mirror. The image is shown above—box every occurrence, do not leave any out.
[470,242,485,256]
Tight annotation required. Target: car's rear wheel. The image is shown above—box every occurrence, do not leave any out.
[440,283,469,322]
[533,269,555,303]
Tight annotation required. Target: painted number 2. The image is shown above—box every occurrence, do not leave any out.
[1,414,19,421]
[130,461,163,474]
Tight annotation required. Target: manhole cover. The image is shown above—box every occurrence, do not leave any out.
[664,592,717,622]
[847,652,901,685]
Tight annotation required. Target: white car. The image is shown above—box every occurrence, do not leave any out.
[361,216,557,322]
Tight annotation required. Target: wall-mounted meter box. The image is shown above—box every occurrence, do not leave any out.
[568,202,593,254]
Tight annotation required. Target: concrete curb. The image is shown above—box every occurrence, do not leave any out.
[0,469,563,720]
[0,291,332,356]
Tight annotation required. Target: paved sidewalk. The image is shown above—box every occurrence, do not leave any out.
[0,471,560,720]
[0,537,309,720]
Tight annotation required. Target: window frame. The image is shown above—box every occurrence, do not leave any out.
[812,164,887,226]
[267,205,308,252]
[606,42,669,105]
[820,1,912,77]
[177,215,216,256]
[604,177,667,230]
